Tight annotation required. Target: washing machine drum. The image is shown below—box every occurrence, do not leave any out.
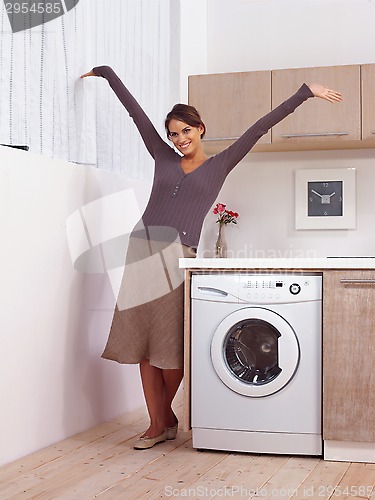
[211,307,300,397]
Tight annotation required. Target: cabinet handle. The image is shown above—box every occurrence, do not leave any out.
[203,136,240,142]
[280,132,349,138]
[203,131,350,141]
[340,279,375,284]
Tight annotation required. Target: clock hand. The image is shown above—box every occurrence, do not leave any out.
[311,189,323,198]
[328,192,336,198]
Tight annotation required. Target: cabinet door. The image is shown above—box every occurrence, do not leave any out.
[323,270,375,442]
[361,64,375,142]
[188,71,271,153]
[272,65,361,146]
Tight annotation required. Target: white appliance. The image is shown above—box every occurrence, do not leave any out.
[191,272,322,455]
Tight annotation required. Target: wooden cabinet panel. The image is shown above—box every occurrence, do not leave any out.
[323,270,375,442]
[188,64,373,153]
[272,65,361,146]
[188,71,271,153]
[362,64,375,142]
[183,270,192,432]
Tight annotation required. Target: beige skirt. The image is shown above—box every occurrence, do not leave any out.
[102,228,196,369]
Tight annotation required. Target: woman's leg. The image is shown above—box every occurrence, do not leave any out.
[139,359,165,437]
[139,360,183,436]
[162,368,183,427]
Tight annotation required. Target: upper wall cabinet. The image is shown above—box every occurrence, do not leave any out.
[189,64,375,153]
[188,71,271,154]
[271,65,361,147]
[362,64,375,143]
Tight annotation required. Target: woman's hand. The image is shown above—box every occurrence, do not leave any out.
[308,83,343,103]
[80,70,96,79]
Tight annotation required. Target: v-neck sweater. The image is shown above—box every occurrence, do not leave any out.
[93,66,314,248]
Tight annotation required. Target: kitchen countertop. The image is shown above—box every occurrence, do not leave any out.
[179,257,375,269]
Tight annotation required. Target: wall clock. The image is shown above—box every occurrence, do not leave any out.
[295,168,356,230]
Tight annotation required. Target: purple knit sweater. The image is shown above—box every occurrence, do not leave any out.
[93,66,314,248]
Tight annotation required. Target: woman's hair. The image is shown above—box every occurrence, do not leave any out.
[165,104,206,139]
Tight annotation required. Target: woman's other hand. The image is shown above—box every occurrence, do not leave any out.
[80,70,96,79]
[308,83,343,103]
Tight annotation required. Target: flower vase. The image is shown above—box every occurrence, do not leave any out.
[215,223,227,258]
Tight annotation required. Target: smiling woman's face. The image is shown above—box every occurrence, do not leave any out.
[167,119,205,156]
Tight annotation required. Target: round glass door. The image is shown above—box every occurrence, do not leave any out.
[225,318,282,384]
[211,307,300,397]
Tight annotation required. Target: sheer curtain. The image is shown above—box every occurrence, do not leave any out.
[0,0,178,178]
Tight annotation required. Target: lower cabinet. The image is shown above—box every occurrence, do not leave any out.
[323,270,375,442]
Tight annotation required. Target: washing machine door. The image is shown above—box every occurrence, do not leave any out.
[211,307,300,397]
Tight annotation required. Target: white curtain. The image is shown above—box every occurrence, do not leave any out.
[0,0,177,178]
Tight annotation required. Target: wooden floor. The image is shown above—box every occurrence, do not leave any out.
[1,401,374,499]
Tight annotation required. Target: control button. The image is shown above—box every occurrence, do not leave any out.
[289,283,301,295]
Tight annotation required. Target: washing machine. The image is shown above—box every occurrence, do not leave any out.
[191,272,322,455]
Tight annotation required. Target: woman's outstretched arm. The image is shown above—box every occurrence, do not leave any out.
[80,67,169,159]
[215,83,342,173]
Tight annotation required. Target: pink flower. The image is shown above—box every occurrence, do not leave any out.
[213,203,239,225]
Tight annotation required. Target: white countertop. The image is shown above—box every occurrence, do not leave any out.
[179,257,375,269]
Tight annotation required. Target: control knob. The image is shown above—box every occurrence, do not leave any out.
[289,283,301,295]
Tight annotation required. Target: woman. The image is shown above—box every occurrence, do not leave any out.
[80,66,342,449]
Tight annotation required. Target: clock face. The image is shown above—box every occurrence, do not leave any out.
[307,181,343,217]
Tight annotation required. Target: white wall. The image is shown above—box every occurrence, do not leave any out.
[179,0,375,257]
[179,0,208,101]
[206,0,375,73]
[198,149,375,258]
[0,146,151,466]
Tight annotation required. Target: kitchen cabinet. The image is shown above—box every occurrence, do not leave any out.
[323,270,375,443]
[188,70,271,154]
[272,65,361,147]
[189,64,375,153]
[362,64,375,143]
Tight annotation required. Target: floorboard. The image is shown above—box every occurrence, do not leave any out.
[0,402,374,499]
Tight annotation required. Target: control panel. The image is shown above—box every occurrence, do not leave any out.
[238,275,321,303]
[191,273,322,304]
